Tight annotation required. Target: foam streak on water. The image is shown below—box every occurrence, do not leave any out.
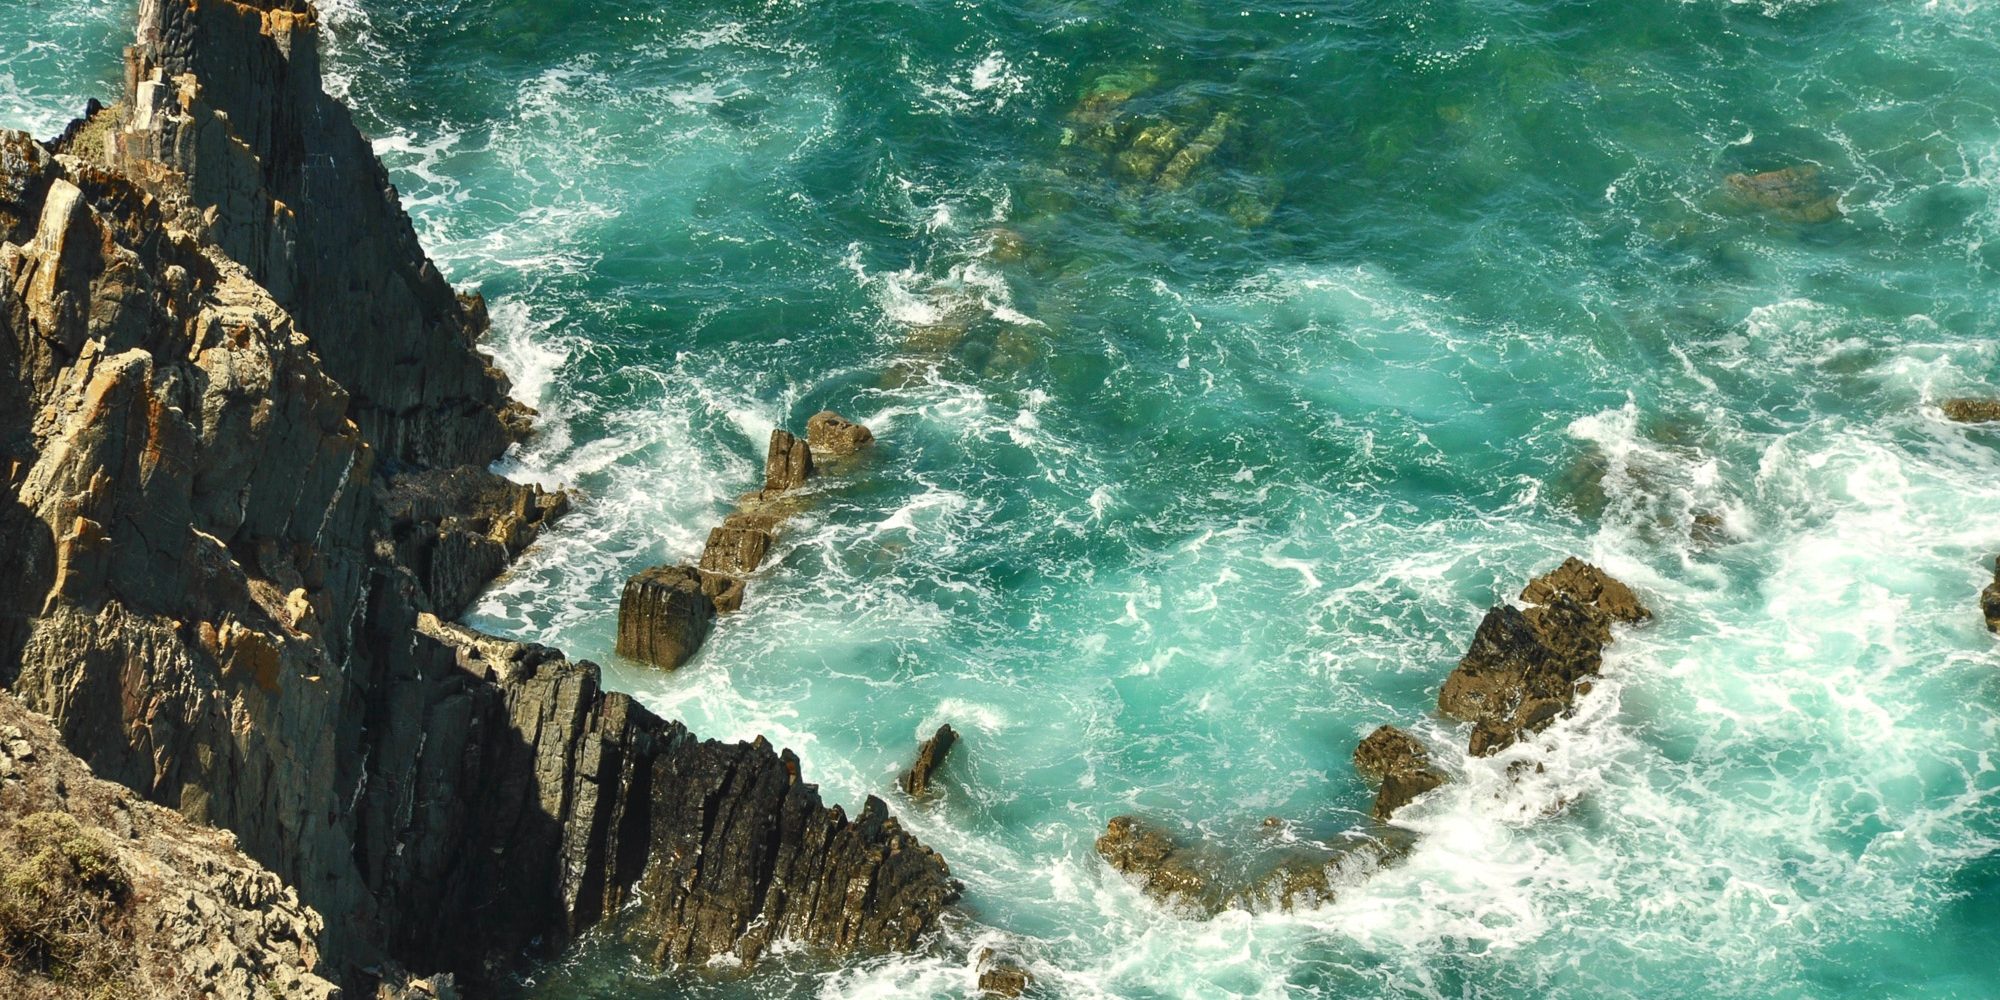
[7,1,2000,998]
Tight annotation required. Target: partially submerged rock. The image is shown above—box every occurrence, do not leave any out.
[900,723,959,798]
[1942,398,2000,424]
[975,946,1033,998]
[1353,725,1447,820]
[1724,164,1841,223]
[807,410,876,457]
[1982,558,2000,633]
[1439,559,1649,756]
[1095,816,1216,910]
[615,565,719,670]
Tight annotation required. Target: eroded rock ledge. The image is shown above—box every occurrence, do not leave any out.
[1,0,956,990]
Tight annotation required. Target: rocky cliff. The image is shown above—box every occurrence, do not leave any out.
[0,690,337,1000]
[0,0,955,991]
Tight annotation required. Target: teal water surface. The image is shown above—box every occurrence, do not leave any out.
[7,1,2000,997]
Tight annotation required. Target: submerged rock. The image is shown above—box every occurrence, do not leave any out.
[900,723,959,798]
[615,565,719,670]
[1942,398,2000,424]
[1438,559,1649,756]
[1724,164,1841,223]
[1353,725,1447,820]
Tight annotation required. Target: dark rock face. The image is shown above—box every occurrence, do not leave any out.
[615,566,719,671]
[384,466,569,618]
[1943,398,2000,424]
[0,0,957,990]
[1982,558,2000,633]
[1353,725,1446,820]
[1439,558,1649,756]
[900,724,959,798]
[631,737,960,966]
[806,411,875,457]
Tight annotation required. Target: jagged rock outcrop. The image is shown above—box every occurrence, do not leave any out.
[109,0,526,469]
[1943,398,2000,424]
[900,723,958,798]
[414,617,960,970]
[618,415,872,670]
[0,0,956,990]
[1352,725,1446,820]
[0,691,338,1000]
[1438,558,1649,756]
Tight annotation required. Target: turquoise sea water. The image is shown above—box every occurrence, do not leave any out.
[8,1,2000,997]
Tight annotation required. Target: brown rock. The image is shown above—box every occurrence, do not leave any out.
[1438,560,1648,756]
[975,947,1032,997]
[806,411,875,458]
[1942,398,2000,424]
[699,524,772,576]
[1353,725,1447,820]
[1095,816,1213,908]
[1519,556,1651,624]
[615,565,717,670]
[765,429,815,493]
[900,724,958,797]
[1982,558,2000,633]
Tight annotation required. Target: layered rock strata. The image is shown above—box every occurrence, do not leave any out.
[0,691,337,1000]
[0,0,955,990]
[617,415,874,670]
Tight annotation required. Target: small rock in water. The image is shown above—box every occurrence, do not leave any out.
[1942,398,2000,424]
[1981,558,2000,633]
[806,410,875,457]
[900,723,959,798]
[1438,559,1650,756]
[765,428,815,492]
[614,565,718,670]
[1353,725,1447,820]
[975,947,1033,997]
[1095,815,1215,910]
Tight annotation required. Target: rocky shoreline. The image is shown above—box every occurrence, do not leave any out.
[0,0,956,994]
